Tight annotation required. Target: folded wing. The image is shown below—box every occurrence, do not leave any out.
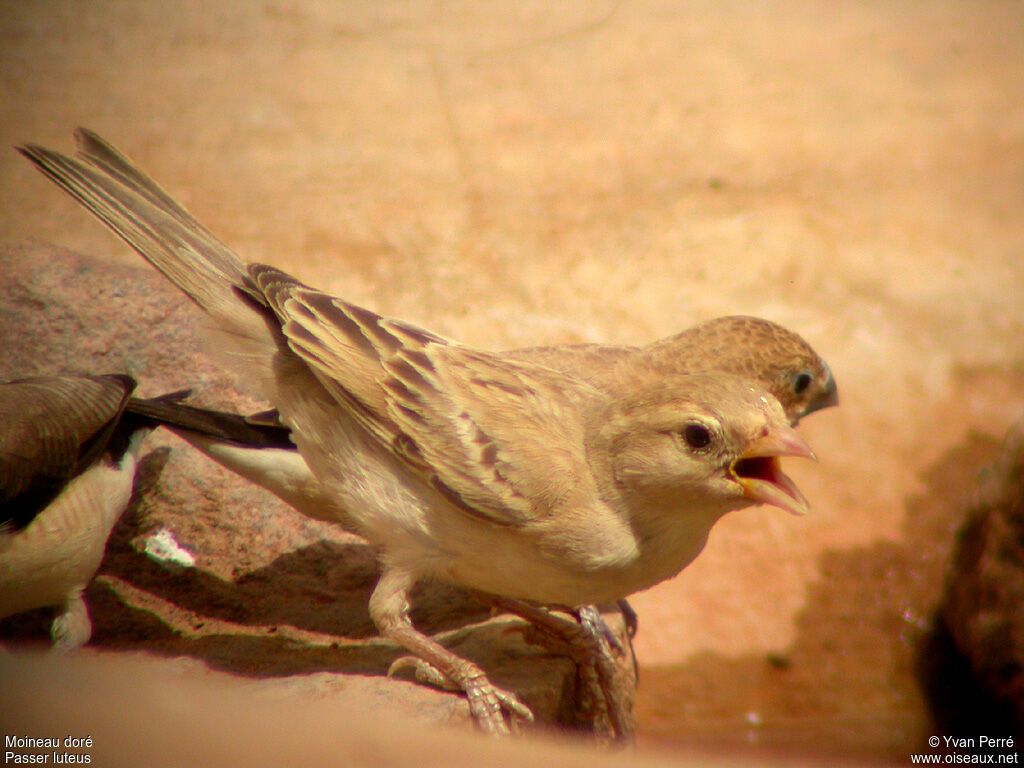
[251,265,600,527]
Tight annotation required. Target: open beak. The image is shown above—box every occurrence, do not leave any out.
[730,425,816,516]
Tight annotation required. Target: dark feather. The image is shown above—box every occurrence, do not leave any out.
[124,397,294,449]
[0,374,136,531]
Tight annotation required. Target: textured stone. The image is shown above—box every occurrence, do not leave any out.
[938,419,1024,739]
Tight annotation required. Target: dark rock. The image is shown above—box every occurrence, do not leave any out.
[936,419,1024,740]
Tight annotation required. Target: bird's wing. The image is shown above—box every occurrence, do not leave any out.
[252,265,600,526]
[0,374,136,531]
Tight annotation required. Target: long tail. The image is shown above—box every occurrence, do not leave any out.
[125,395,294,449]
[17,129,267,342]
[123,395,353,526]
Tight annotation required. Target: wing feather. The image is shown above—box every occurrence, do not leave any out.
[0,374,135,531]
[251,268,600,526]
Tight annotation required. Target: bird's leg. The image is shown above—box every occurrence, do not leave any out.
[50,590,92,652]
[576,604,626,655]
[577,603,640,717]
[371,568,533,736]
[488,597,635,745]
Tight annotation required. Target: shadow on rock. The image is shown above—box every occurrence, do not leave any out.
[637,430,1008,761]
[919,420,1024,743]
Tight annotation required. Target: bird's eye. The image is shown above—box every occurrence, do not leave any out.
[682,423,712,450]
[792,371,813,395]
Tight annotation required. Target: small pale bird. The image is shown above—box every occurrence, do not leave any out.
[123,313,837,532]
[0,374,161,650]
[20,131,822,734]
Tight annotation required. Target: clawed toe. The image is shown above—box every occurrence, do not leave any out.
[388,655,533,736]
[617,599,639,639]
[575,605,625,657]
[488,598,635,745]
[50,595,92,652]
[388,655,461,691]
[464,673,534,736]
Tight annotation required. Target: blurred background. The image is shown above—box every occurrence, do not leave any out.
[2,1,1022,763]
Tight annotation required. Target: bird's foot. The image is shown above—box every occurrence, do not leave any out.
[50,594,91,652]
[576,603,640,686]
[388,655,534,736]
[492,598,635,745]
[389,654,461,690]
[575,604,625,657]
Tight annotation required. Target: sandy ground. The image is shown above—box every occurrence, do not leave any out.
[1,1,1023,762]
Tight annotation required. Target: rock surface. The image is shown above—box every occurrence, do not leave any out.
[3,651,849,768]
[934,421,1024,740]
[0,242,635,739]
[3,6,1023,756]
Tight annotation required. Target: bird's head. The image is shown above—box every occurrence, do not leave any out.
[646,315,839,425]
[594,373,816,520]
[777,357,838,424]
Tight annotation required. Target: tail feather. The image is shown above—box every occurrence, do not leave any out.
[125,396,294,449]
[74,127,196,222]
[17,134,264,343]
[20,130,325,431]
